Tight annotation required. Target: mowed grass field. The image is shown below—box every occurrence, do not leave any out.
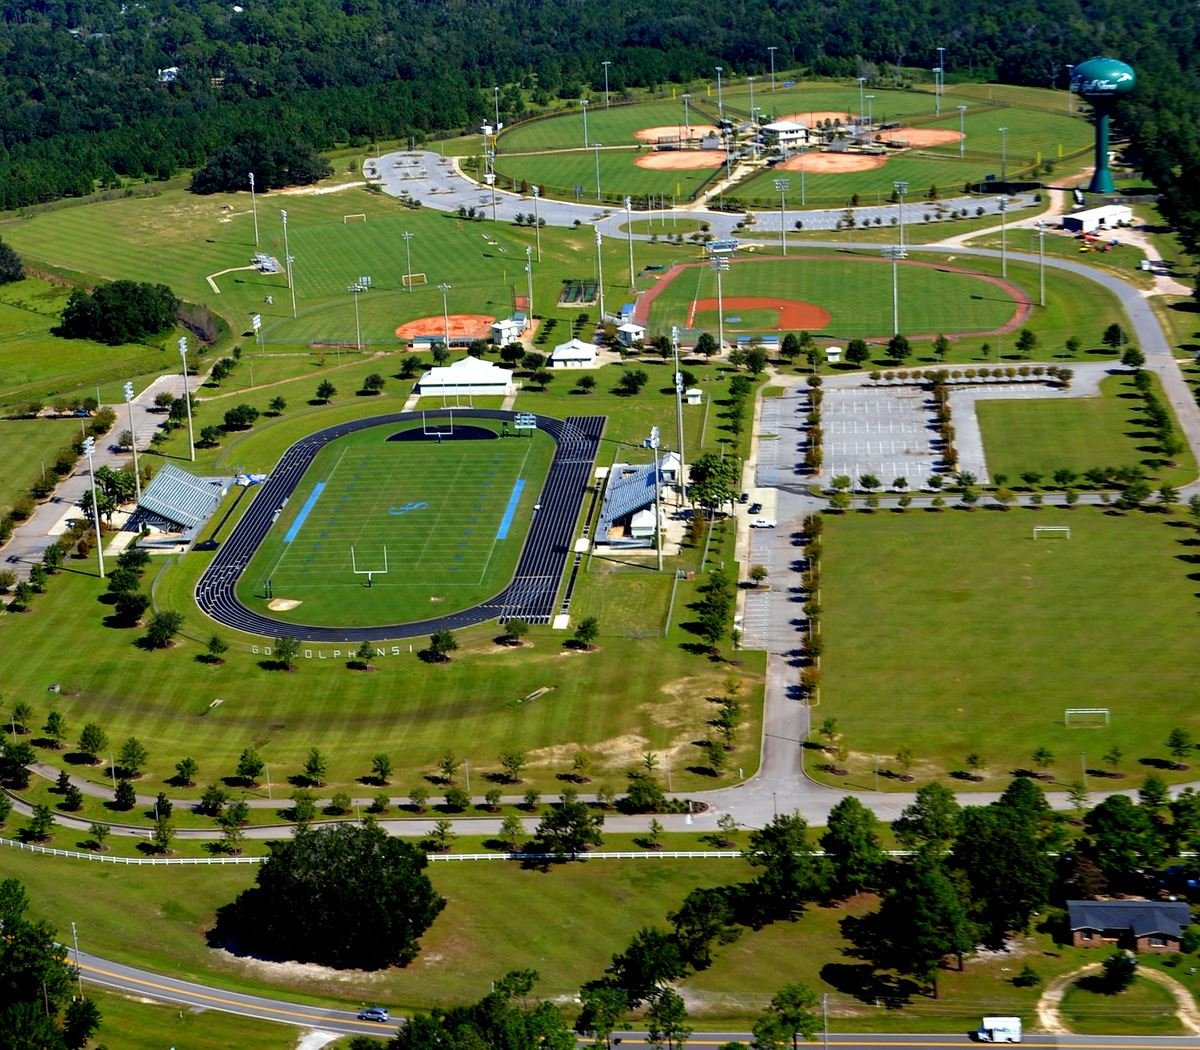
[817,507,1200,789]
[0,416,81,517]
[238,420,554,625]
[976,372,1198,487]
[645,255,1018,340]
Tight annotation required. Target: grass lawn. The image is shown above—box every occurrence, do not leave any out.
[1058,974,1186,1035]
[0,416,81,518]
[976,371,1198,488]
[817,506,1200,789]
[236,420,554,626]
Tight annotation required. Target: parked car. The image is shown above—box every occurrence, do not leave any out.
[358,1007,390,1022]
[739,491,750,504]
[750,517,777,529]
[749,502,763,515]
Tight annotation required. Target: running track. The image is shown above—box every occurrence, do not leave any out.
[195,410,604,641]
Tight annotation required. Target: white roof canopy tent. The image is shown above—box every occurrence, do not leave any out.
[415,356,514,396]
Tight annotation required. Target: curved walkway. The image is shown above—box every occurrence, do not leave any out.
[1037,963,1200,1036]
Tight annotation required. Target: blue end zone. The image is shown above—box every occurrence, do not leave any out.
[496,479,525,540]
[284,482,325,543]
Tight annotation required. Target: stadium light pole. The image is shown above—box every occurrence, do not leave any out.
[957,104,968,158]
[402,231,414,292]
[123,381,141,503]
[715,66,724,122]
[865,94,874,129]
[768,46,778,92]
[602,60,611,108]
[748,75,756,124]
[178,336,195,462]
[681,93,692,141]
[710,254,729,351]
[856,77,867,124]
[937,46,946,113]
[438,282,452,348]
[594,228,606,320]
[347,281,364,351]
[493,86,500,134]
[999,197,1008,278]
[998,126,1008,185]
[581,99,590,148]
[280,209,296,319]
[625,196,636,292]
[774,178,789,256]
[1066,65,1075,113]
[798,143,806,204]
[933,66,942,117]
[594,142,603,200]
[893,180,908,249]
[648,426,663,572]
[248,172,259,247]
[882,246,902,336]
[82,436,105,579]
[531,186,542,261]
[525,246,535,322]
[671,324,686,505]
[1037,220,1046,307]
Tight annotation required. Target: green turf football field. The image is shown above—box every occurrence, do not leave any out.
[238,420,554,626]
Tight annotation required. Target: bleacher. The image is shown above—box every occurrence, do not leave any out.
[595,462,658,546]
[125,464,230,548]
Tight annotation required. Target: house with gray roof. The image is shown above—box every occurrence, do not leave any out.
[1067,899,1192,953]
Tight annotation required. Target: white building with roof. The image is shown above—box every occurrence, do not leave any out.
[415,356,514,397]
[763,120,809,146]
[616,321,646,348]
[548,338,597,368]
[491,317,524,345]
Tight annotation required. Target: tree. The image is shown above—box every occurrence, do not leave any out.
[268,395,287,415]
[1102,323,1126,350]
[117,737,148,778]
[535,790,604,856]
[886,333,911,362]
[290,790,317,826]
[43,710,66,749]
[1031,746,1054,778]
[222,403,259,429]
[236,747,265,786]
[646,988,692,1050]
[503,616,530,644]
[77,722,108,763]
[430,817,455,851]
[1121,345,1145,370]
[438,752,460,783]
[688,451,740,516]
[371,752,392,784]
[668,885,738,970]
[274,635,300,670]
[199,783,229,816]
[1083,794,1167,889]
[576,984,626,1047]
[617,368,649,395]
[1103,949,1138,992]
[304,747,328,786]
[1139,772,1170,810]
[745,347,768,375]
[88,823,110,851]
[532,367,554,390]
[144,609,184,649]
[1103,745,1124,776]
[152,815,175,853]
[753,983,820,1050]
[175,756,198,786]
[0,877,102,1046]
[427,628,458,661]
[9,701,33,734]
[1166,727,1193,767]
[605,927,685,1006]
[894,782,960,855]
[431,342,451,365]
[575,374,597,394]
[500,749,527,782]
[0,237,25,283]
[743,813,822,920]
[362,372,385,394]
[845,338,870,366]
[113,778,136,810]
[821,796,885,896]
[573,616,600,649]
[0,741,35,788]
[114,591,150,626]
[1015,328,1037,357]
[215,822,445,969]
[695,332,718,358]
[205,634,229,663]
[315,380,337,403]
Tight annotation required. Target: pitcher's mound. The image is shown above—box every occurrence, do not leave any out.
[635,150,725,170]
[268,598,302,611]
[780,152,887,173]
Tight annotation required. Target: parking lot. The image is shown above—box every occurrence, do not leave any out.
[822,386,938,485]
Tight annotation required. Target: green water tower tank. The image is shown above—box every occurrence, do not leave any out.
[1071,57,1135,194]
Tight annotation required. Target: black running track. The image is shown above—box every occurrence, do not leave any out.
[195,410,604,642]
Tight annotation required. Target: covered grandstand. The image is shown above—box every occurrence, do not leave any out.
[124,464,231,548]
[595,461,662,548]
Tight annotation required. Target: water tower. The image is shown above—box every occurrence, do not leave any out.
[1070,57,1135,194]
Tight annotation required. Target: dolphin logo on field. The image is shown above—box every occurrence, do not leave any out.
[389,502,429,515]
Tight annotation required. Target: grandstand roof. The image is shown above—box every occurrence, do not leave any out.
[138,464,226,530]
[596,461,658,539]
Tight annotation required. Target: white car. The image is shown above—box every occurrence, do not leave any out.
[750,517,777,529]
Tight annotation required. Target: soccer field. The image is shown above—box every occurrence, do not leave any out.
[238,420,555,626]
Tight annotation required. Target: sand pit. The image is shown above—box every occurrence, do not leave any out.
[634,150,725,171]
[781,111,853,126]
[635,124,718,142]
[889,127,964,147]
[688,296,832,331]
[268,598,302,611]
[780,151,887,173]
[394,314,494,341]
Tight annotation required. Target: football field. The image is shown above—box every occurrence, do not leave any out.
[238,421,555,626]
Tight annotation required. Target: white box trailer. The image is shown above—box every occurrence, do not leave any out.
[977,1017,1022,1043]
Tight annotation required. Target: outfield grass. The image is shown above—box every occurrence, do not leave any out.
[236,420,554,626]
[0,416,81,517]
[817,507,1200,789]
[645,254,1018,341]
[976,371,1198,487]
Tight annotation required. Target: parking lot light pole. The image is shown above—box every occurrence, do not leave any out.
[999,126,1008,184]
[438,282,452,347]
[999,197,1009,278]
[625,197,636,292]
[710,254,729,351]
[1037,220,1046,306]
[602,60,611,108]
[715,67,724,121]
[682,93,692,141]
[178,337,194,462]
[594,229,606,320]
[123,381,141,503]
[580,99,589,148]
[531,186,542,261]
[774,178,789,256]
[402,231,414,292]
[82,436,105,579]
[866,94,875,129]
[525,247,535,321]
[957,105,968,158]
[248,172,259,247]
[882,246,903,336]
[893,181,909,249]
[593,143,603,199]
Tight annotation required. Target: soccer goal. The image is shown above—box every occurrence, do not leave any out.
[402,272,428,288]
[343,213,367,224]
[1065,707,1110,728]
[1033,526,1071,540]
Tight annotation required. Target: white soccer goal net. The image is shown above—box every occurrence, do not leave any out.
[1034,526,1071,540]
[343,213,367,224]
[1065,707,1110,728]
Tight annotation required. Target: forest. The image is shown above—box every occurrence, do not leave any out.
[0,0,1196,249]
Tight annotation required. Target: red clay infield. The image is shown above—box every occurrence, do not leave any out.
[687,296,832,331]
[889,126,964,147]
[780,152,887,174]
[635,124,719,142]
[394,314,494,340]
[634,150,726,170]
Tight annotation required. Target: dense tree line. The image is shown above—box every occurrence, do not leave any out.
[190,135,331,194]
[0,0,1195,212]
[56,280,178,344]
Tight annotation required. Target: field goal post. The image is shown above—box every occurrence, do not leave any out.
[402,272,428,288]
[1064,707,1110,728]
[350,545,388,587]
[422,410,454,437]
[1033,526,1071,540]
[343,213,367,224]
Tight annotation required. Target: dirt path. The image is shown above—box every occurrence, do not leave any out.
[1037,962,1200,1035]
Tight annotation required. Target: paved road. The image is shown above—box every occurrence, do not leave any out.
[70,949,1200,1047]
